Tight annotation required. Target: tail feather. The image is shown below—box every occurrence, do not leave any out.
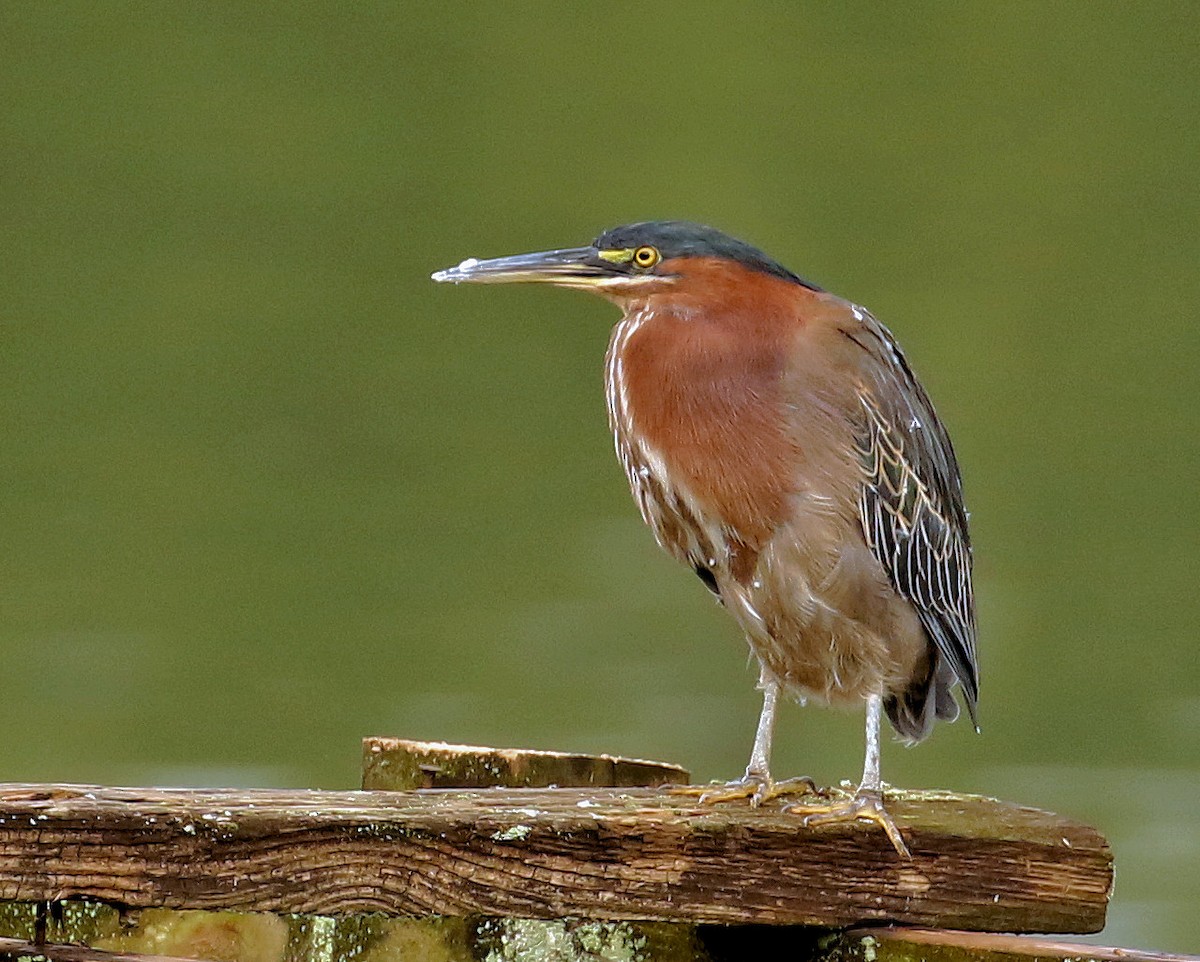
[884,658,961,745]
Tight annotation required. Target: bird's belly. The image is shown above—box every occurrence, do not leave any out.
[617,441,927,705]
[734,503,929,705]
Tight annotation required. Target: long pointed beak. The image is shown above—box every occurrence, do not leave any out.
[431,246,616,287]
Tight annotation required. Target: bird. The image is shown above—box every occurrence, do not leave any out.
[432,221,978,856]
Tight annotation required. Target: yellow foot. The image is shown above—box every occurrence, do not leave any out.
[670,774,823,807]
[785,788,912,858]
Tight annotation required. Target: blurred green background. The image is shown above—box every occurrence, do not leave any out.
[2,2,1197,951]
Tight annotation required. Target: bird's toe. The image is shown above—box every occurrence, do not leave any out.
[670,772,825,807]
[786,788,912,858]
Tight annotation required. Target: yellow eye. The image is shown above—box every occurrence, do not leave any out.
[633,245,661,268]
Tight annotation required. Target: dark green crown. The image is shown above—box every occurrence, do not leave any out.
[593,221,821,291]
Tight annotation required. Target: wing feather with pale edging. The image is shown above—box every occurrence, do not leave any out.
[847,310,979,722]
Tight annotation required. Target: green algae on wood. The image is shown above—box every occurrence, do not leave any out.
[0,903,712,962]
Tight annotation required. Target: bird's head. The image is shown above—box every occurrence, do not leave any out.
[431,221,820,306]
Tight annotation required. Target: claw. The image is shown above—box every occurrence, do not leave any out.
[786,788,912,858]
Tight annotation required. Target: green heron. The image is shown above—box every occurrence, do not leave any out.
[432,221,978,856]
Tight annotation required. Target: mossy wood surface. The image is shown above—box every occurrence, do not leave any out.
[0,902,705,962]
[1,910,1183,962]
[0,783,1109,933]
[0,935,203,962]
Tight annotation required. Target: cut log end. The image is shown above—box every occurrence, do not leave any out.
[361,736,689,790]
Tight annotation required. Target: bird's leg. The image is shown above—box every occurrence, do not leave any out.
[745,664,778,780]
[746,672,823,803]
[784,692,911,857]
[671,666,819,806]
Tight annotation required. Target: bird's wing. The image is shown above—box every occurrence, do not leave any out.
[848,310,979,720]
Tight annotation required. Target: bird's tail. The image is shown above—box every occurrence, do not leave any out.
[884,657,960,745]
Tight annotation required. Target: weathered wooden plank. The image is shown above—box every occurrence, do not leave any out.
[827,926,1200,962]
[361,737,689,790]
[0,783,1109,932]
